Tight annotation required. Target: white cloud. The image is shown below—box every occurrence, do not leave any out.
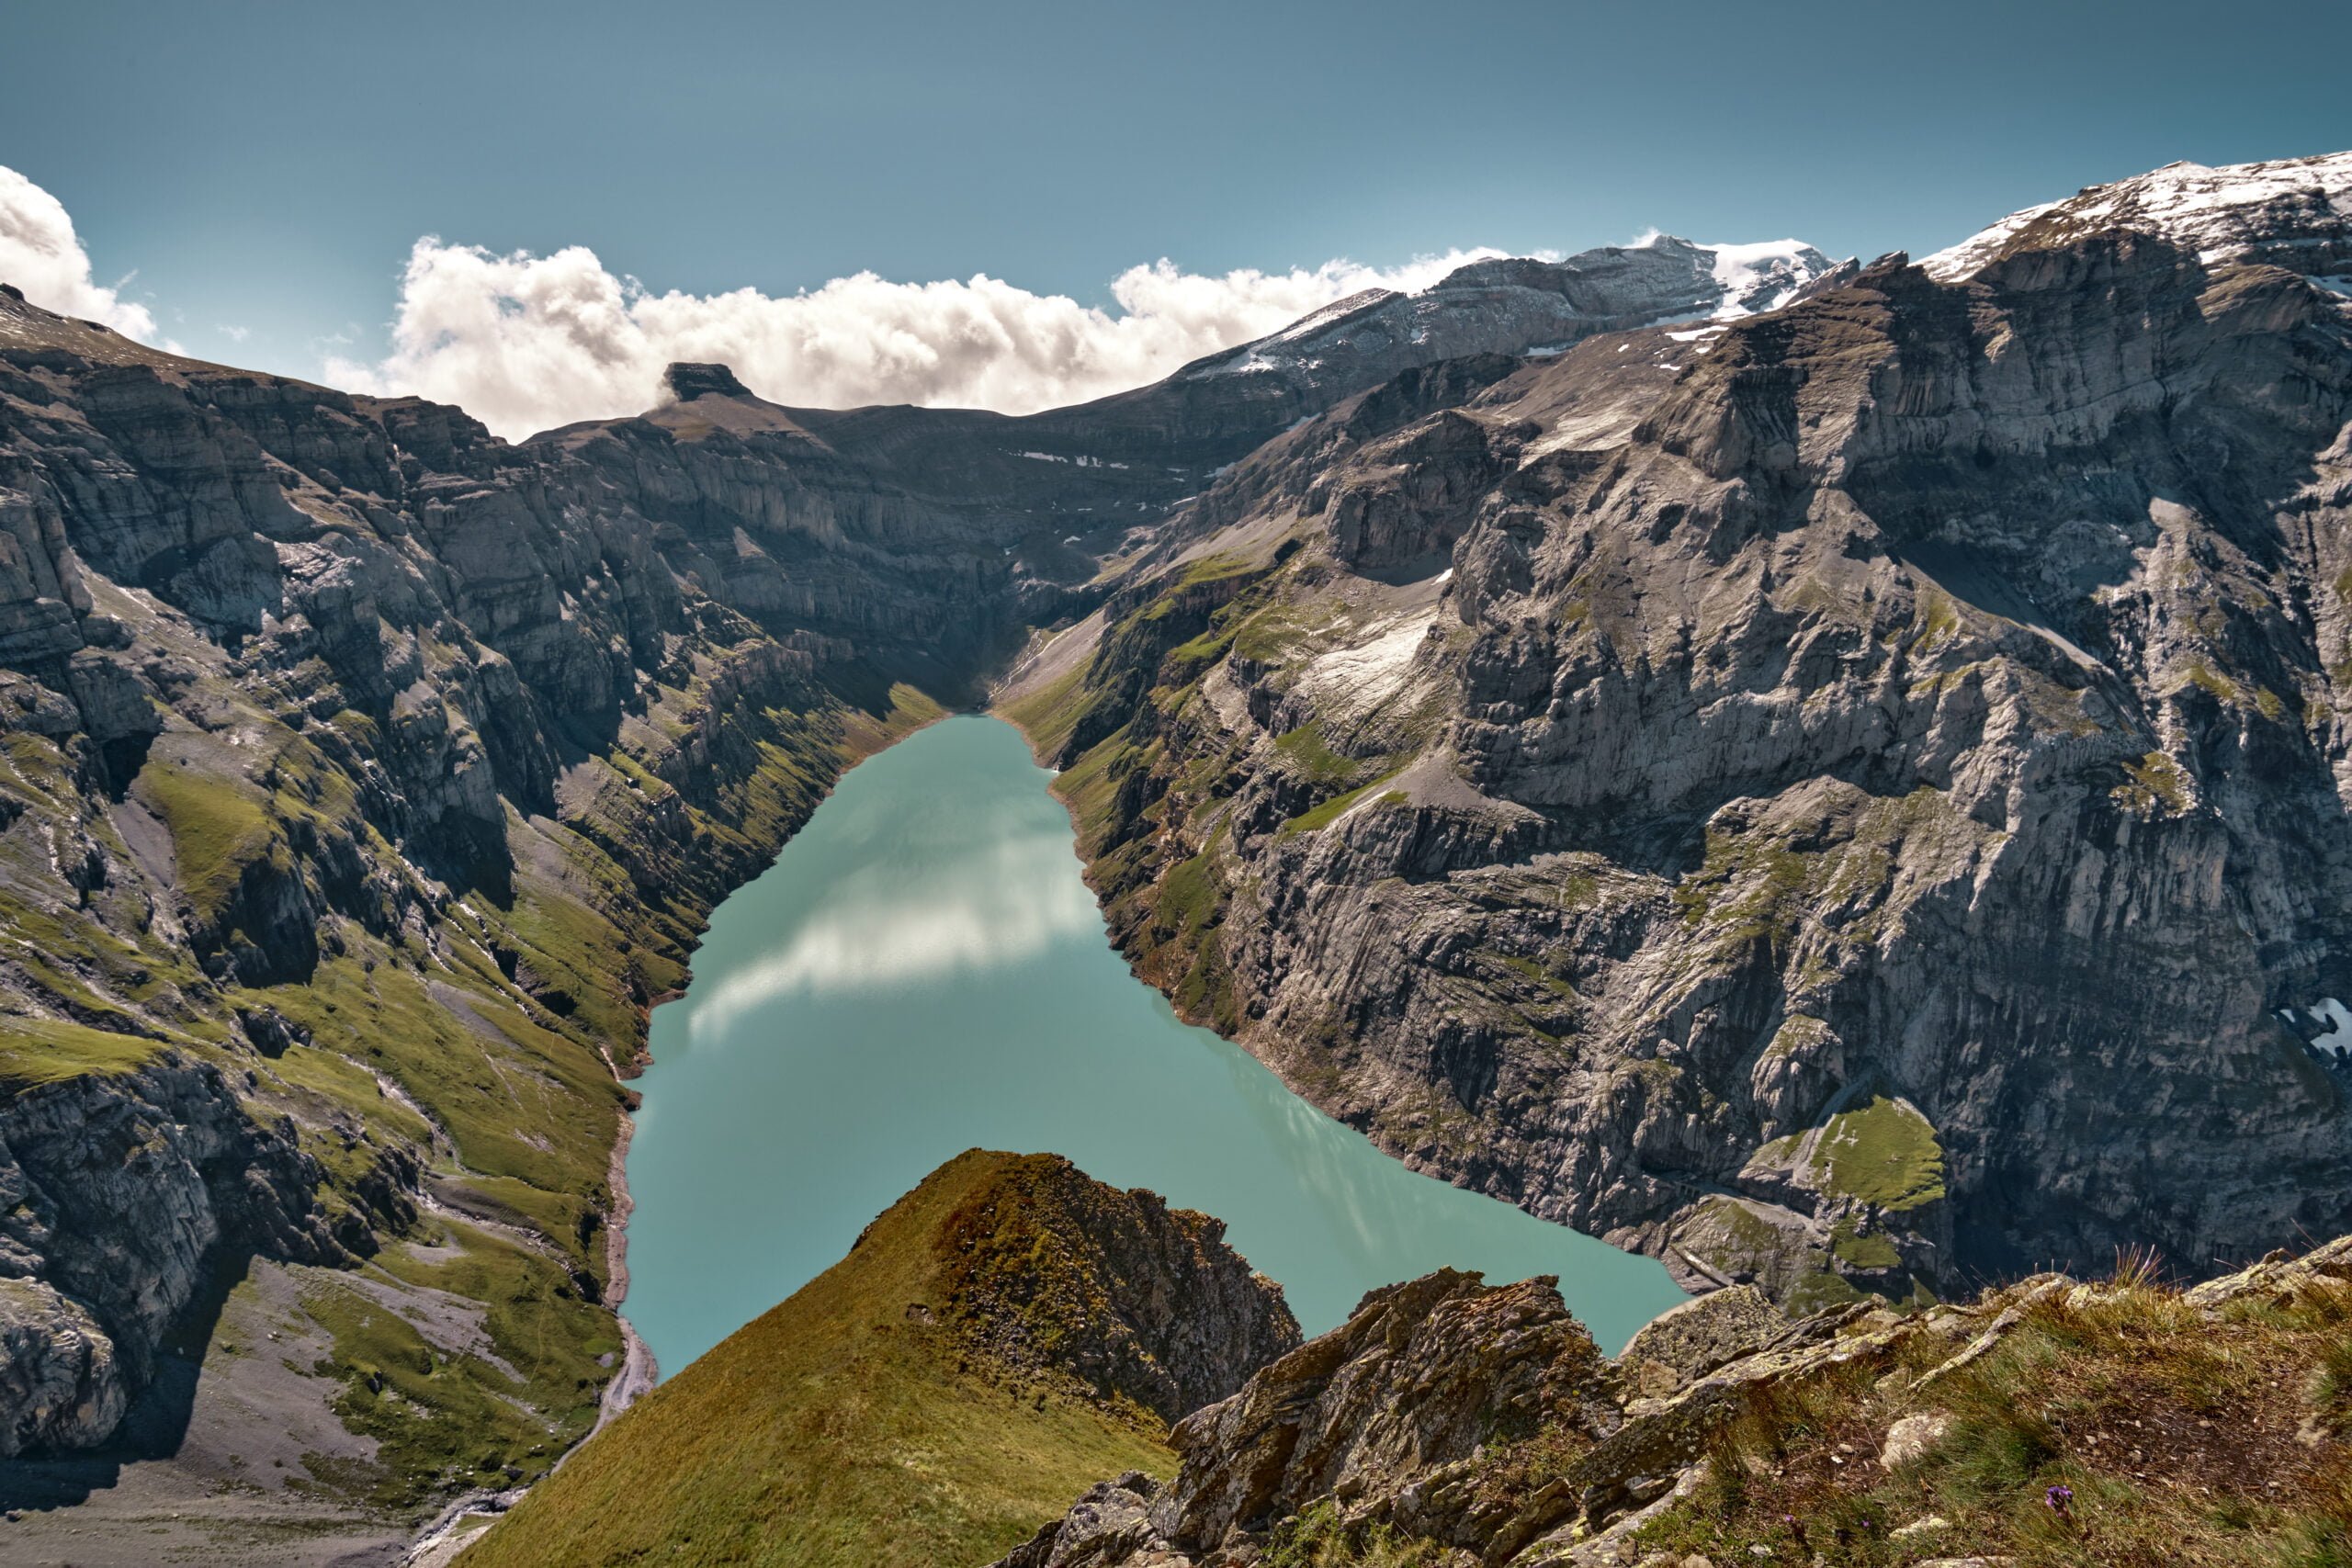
[0,166,160,340]
[324,238,1513,441]
[2,161,1526,441]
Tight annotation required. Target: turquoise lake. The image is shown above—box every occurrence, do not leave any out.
[622,715,1684,1376]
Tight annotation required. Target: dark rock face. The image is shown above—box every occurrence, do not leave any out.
[1154,1271,1611,1549]
[933,1152,1301,1424]
[661,361,752,401]
[5,148,2351,1493]
[1009,151,2352,1308]
[992,1269,1625,1568]
[0,1054,373,1455]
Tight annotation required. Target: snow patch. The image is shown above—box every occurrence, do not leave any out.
[1924,152,2352,281]
[1299,609,1439,714]
[2280,997,2352,1059]
[1702,239,1829,319]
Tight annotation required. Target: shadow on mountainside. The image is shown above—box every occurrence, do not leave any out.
[0,1247,252,1513]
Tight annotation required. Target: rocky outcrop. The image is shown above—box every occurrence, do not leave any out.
[452,1150,1300,1568]
[1611,1285,1784,1398]
[6,235,1673,1472]
[1004,149,2352,1309]
[991,1264,1775,1568]
[0,1052,361,1455]
[6,148,2352,1512]
[933,1151,1301,1423]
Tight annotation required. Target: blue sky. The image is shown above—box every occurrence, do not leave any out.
[3,0,2347,426]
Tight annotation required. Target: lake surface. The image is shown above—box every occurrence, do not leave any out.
[623,715,1683,1377]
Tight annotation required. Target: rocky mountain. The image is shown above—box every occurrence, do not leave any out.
[1173,238,1834,400]
[2,143,2351,1558]
[0,224,1771,1558]
[448,1150,1298,1567]
[996,147,2352,1312]
[998,1234,2352,1566]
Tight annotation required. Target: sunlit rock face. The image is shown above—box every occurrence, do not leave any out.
[1005,149,2352,1310]
[3,147,2351,1474]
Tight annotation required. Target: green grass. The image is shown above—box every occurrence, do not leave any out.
[300,1218,617,1510]
[457,1152,1173,1568]
[1815,1095,1946,1211]
[257,953,625,1204]
[1172,551,1256,590]
[1497,953,1579,999]
[1282,779,1407,837]
[998,659,1094,760]
[1265,1499,1442,1566]
[0,1015,170,1092]
[136,757,278,922]
[2114,750,2195,816]
[1274,722,1363,786]
[1828,1218,1904,1270]
[1154,829,1227,941]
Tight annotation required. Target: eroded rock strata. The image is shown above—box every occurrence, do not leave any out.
[1000,150,2352,1309]
[0,220,1755,1502]
[452,1150,1299,1568]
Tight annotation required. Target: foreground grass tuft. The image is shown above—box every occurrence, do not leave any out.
[1635,1264,2352,1566]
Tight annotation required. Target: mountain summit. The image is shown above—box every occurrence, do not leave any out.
[1924,149,2352,283]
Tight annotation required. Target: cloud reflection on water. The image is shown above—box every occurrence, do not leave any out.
[686,829,1100,1037]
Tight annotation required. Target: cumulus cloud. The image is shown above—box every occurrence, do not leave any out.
[0,165,160,340]
[325,238,1514,441]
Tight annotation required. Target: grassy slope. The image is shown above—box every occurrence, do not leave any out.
[1634,1266,2352,1568]
[456,1150,1172,1568]
[0,660,947,1511]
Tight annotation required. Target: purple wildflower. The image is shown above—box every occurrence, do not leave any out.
[2046,1483,2075,1519]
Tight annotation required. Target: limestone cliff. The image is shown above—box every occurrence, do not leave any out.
[999,150,2352,1310]
[6,149,2352,1551]
[0,227,1700,1516]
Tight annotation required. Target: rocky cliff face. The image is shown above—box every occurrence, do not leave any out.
[936,1152,1304,1424]
[0,1051,362,1455]
[0,303,975,1467]
[7,146,2352,1539]
[1000,149,2352,1311]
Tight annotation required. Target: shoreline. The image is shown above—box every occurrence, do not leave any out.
[589,1110,660,1437]
[401,694,970,1562]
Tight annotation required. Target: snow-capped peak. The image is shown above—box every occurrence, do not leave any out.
[1701,239,1837,318]
[1922,151,2352,281]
